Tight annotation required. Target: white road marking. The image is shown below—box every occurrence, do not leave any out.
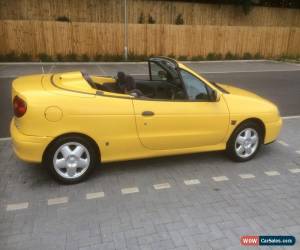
[277,140,289,147]
[6,202,29,211]
[203,69,300,74]
[41,65,45,74]
[239,174,255,179]
[288,168,300,174]
[48,64,55,73]
[295,150,300,155]
[0,137,11,141]
[47,197,68,205]
[212,176,229,182]
[282,115,300,120]
[96,65,107,75]
[264,171,280,176]
[86,192,105,200]
[153,183,171,190]
[184,179,200,186]
[121,187,139,194]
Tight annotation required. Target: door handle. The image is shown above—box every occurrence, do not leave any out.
[142,111,155,116]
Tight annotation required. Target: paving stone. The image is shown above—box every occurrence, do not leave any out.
[1,117,300,250]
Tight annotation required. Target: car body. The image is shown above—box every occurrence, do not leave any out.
[11,57,282,183]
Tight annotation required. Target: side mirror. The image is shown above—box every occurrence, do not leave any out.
[212,90,221,102]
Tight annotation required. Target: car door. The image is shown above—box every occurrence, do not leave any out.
[133,68,230,150]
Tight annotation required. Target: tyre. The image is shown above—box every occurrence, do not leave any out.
[226,121,262,162]
[44,135,99,184]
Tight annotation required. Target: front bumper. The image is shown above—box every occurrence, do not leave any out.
[10,119,53,163]
[264,117,282,144]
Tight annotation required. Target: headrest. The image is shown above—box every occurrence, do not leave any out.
[117,71,126,81]
[124,75,136,90]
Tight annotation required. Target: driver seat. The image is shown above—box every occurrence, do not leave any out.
[123,75,144,97]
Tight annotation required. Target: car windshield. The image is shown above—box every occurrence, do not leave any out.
[180,70,210,100]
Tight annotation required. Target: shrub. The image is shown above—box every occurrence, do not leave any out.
[175,14,184,25]
[191,55,204,61]
[138,12,145,24]
[225,52,239,60]
[206,52,218,61]
[56,54,64,62]
[113,54,124,61]
[101,54,109,61]
[56,16,71,22]
[105,55,111,62]
[0,54,4,62]
[38,53,53,62]
[148,15,156,24]
[5,51,18,62]
[225,52,234,60]
[215,53,223,60]
[254,52,263,59]
[128,54,147,61]
[177,55,188,61]
[19,53,32,61]
[289,54,297,60]
[64,53,77,61]
[80,54,90,62]
[243,52,252,59]
[94,54,103,61]
[279,54,299,61]
[99,54,123,62]
[137,54,148,61]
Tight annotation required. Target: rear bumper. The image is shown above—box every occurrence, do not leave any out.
[10,119,53,163]
[264,117,282,144]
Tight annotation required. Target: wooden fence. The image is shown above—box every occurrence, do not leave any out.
[1,20,299,58]
[0,0,300,27]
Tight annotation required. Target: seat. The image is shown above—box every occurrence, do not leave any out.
[123,75,144,97]
[101,71,126,93]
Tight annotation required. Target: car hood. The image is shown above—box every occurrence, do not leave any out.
[216,83,279,115]
[217,83,264,100]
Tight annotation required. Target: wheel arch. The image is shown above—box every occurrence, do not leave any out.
[42,132,101,163]
[228,118,266,144]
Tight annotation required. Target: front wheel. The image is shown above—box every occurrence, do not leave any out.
[226,122,262,162]
[44,135,98,184]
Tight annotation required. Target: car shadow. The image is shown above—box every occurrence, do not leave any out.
[92,151,228,178]
[17,150,227,187]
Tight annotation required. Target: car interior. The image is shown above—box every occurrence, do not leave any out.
[84,58,213,101]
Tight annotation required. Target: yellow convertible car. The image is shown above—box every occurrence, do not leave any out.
[11,57,282,183]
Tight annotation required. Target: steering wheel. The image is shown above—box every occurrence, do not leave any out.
[165,82,183,100]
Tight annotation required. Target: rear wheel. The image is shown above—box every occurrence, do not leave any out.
[226,121,262,162]
[44,135,98,184]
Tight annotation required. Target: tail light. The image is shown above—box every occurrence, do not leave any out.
[13,96,27,118]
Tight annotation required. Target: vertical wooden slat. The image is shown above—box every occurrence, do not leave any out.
[0,20,299,58]
[0,0,299,26]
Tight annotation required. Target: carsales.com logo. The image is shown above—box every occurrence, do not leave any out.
[241,236,296,246]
